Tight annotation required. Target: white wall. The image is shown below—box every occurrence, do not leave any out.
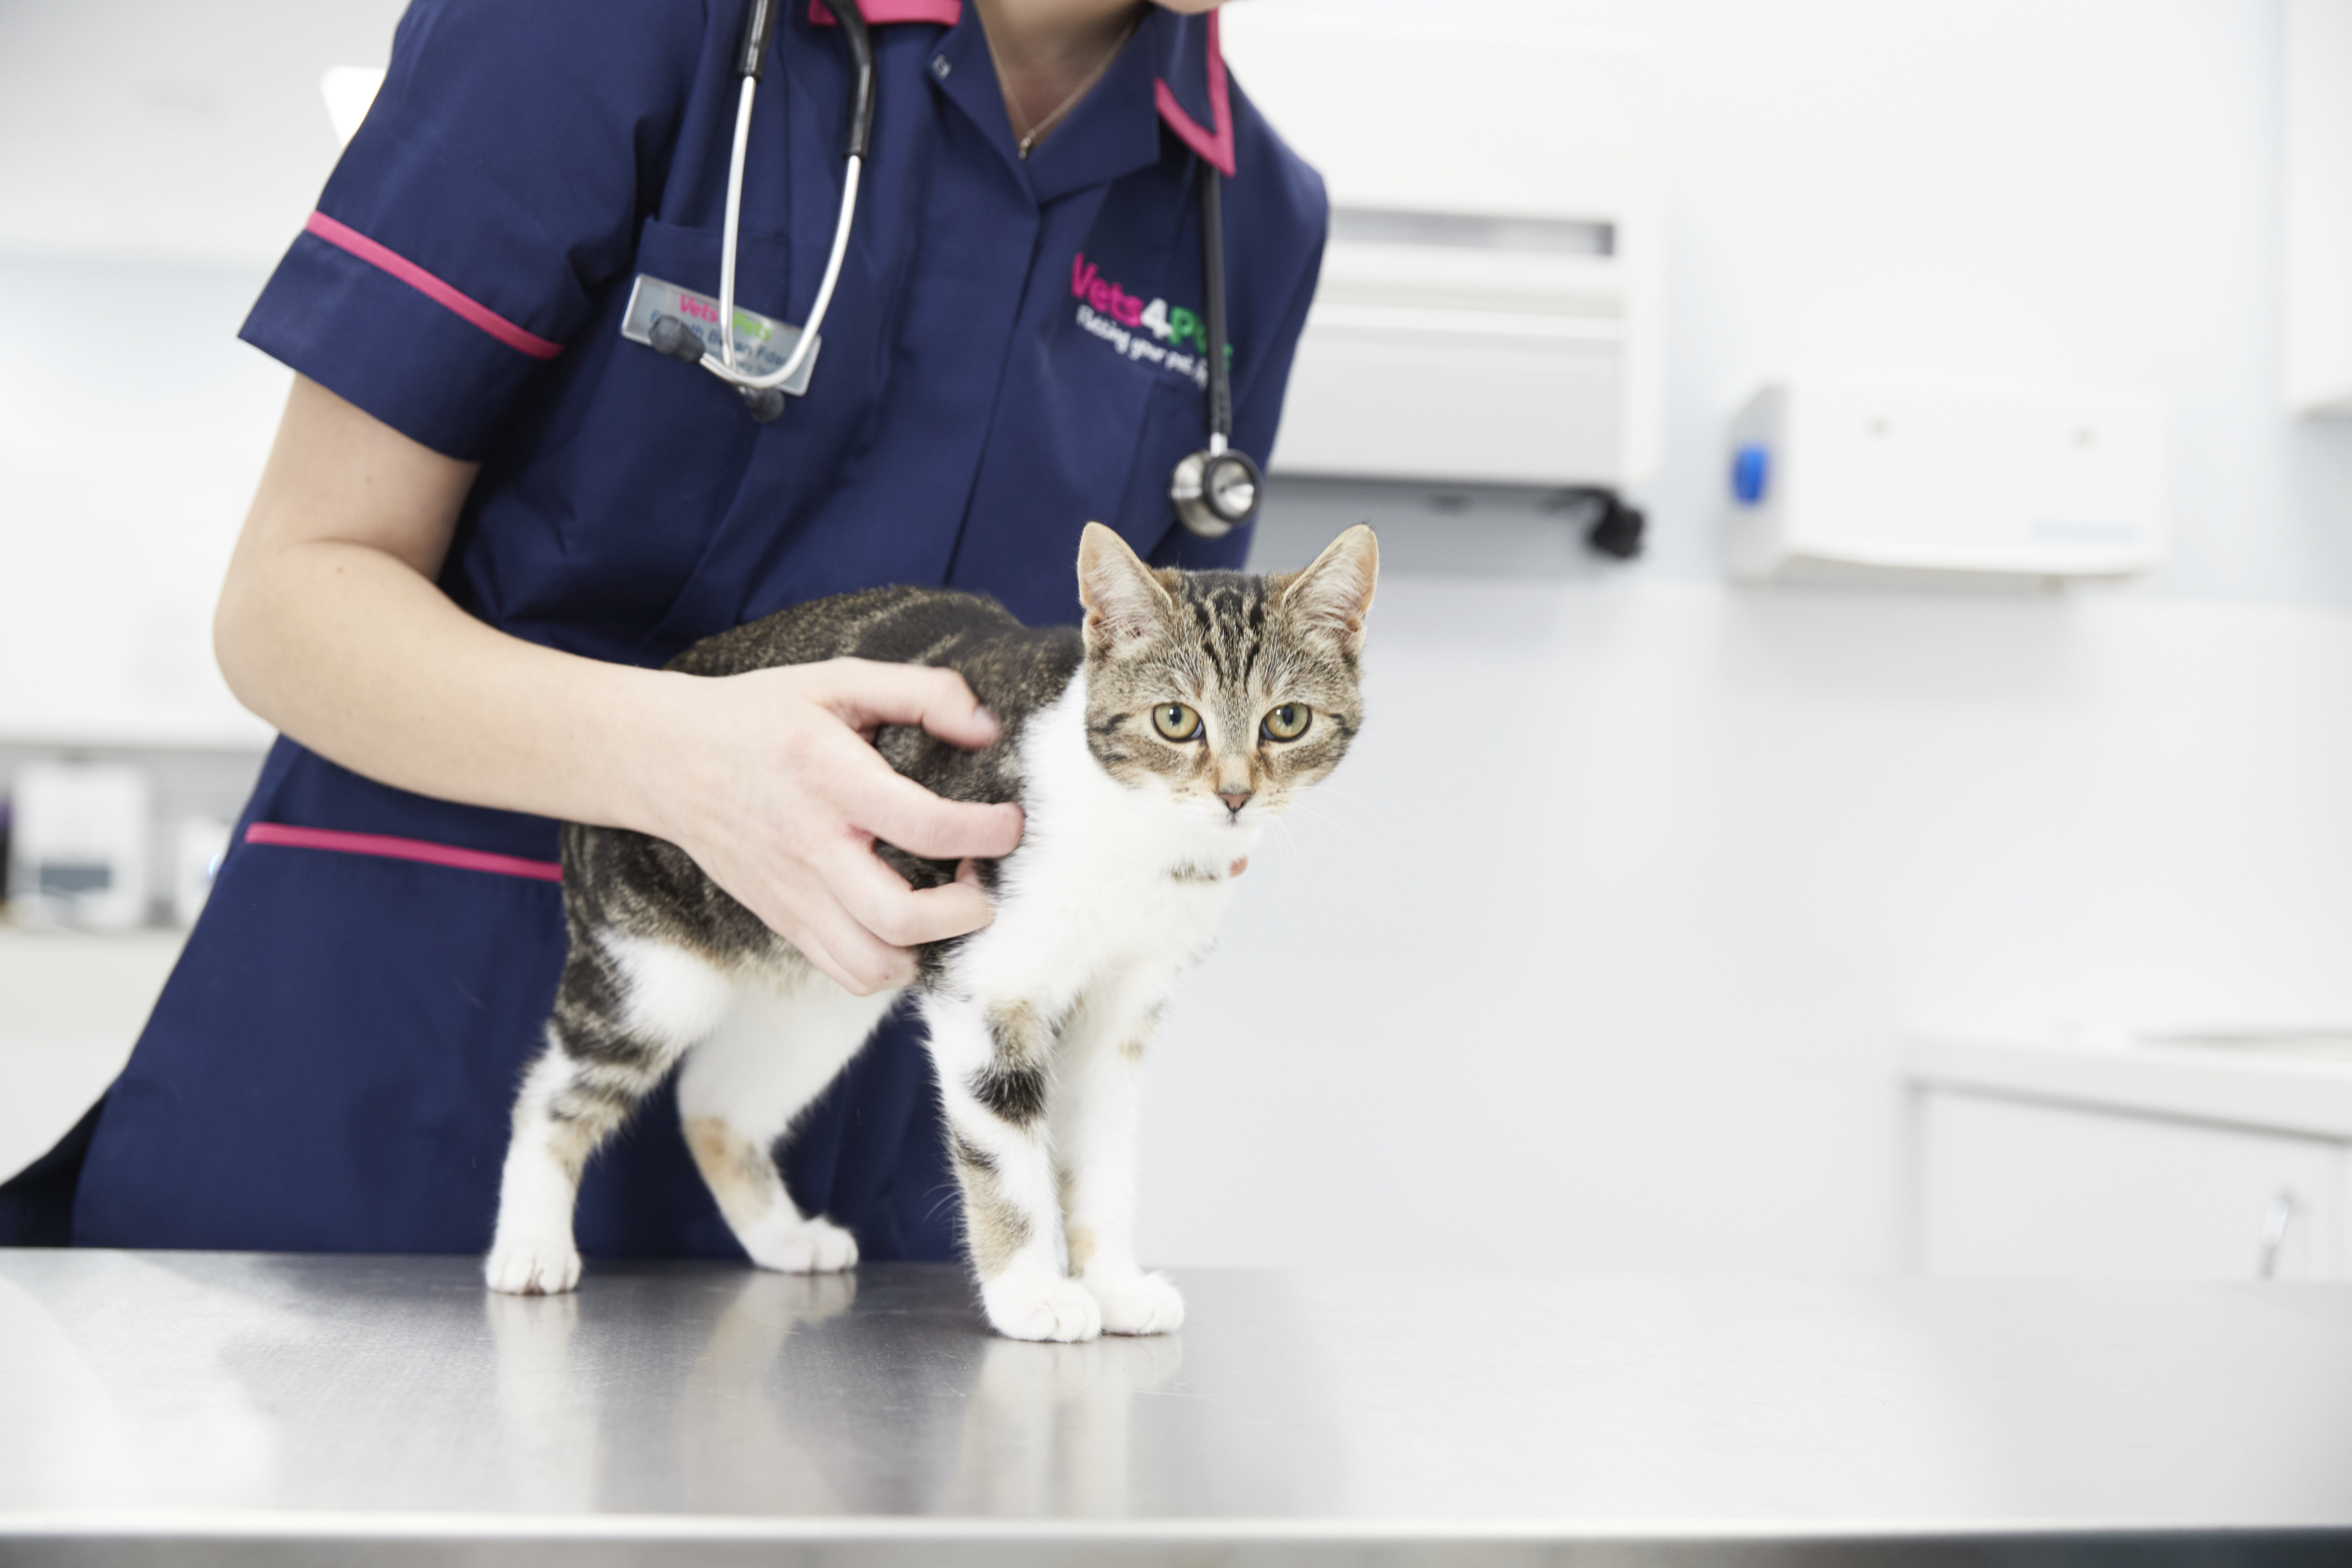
[0,0,407,746]
[1140,579,2352,1269]
[1135,0,2352,1272]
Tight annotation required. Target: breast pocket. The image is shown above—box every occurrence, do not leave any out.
[483,214,897,654]
[528,216,803,465]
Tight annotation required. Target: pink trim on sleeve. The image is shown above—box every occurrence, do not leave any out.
[245,822,563,883]
[810,0,961,24]
[303,211,564,362]
[1154,10,1235,178]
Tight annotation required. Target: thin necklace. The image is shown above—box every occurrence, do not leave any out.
[987,8,1140,159]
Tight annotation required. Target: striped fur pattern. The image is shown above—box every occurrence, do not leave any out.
[486,524,1379,1341]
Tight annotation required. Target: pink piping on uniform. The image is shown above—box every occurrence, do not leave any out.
[810,0,961,25]
[303,212,563,362]
[244,822,563,883]
[1154,9,1234,177]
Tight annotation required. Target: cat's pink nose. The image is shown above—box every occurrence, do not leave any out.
[1219,788,1253,814]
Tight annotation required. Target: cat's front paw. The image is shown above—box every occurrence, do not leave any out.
[739,1214,860,1275]
[484,1235,582,1296]
[1085,1269,1185,1335]
[982,1274,1104,1342]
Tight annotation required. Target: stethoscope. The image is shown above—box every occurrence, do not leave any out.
[641,0,1260,539]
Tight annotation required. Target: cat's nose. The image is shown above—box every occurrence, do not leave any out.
[1218,788,1253,814]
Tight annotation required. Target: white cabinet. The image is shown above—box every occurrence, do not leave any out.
[1909,1031,2352,1281]
[1919,1090,2346,1279]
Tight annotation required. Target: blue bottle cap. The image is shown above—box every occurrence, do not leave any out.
[1731,443,1770,506]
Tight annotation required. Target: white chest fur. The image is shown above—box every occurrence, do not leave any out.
[941,676,1261,1010]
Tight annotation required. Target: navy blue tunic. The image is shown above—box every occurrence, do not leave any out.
[39,0,1325,1260]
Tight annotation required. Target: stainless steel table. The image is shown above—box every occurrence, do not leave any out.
[3,1251,2348,1564]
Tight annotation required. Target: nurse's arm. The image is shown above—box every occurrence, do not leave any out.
[214,375,1025,996]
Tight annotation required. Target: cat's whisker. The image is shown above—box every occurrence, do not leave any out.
[1299,778,1379,812]
[1267,814,1304,891]
[922,1181,967,1229]
[1277,796,1374,855]
[1289,777,1384,823]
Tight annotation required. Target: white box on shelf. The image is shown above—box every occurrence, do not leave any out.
[1724,383,2167,582]
[1219,12,1663,490]
[6,762,153,931]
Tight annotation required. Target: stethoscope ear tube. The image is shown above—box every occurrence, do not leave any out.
[735,0,779,79]
[696,0,869,412]
[831,0,876,158]
[1198,157,1233,453]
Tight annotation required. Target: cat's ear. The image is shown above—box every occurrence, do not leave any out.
[1278,525,1380,656]
[1077,522,1175,656]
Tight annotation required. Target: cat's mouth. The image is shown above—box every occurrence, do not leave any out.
[1198,795,1274,828]
[1171,791,1264,830]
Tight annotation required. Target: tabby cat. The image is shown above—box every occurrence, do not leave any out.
[485,523,1379,1342]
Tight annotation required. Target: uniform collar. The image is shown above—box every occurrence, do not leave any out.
[1146,8,1234,177]
[817,2,1237,193]
[809,0,962,24]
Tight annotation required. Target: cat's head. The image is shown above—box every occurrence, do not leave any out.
[1075,523,1379,827]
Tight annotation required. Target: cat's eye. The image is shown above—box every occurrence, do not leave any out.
[1152,702,1204,741]
[1262,703,1312,742]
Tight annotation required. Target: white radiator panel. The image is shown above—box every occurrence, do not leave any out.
[1274,308,1623,487]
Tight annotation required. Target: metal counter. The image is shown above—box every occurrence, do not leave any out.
[3,1251,2349,1564]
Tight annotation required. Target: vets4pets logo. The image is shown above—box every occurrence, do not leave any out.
[1069,251,1231,390]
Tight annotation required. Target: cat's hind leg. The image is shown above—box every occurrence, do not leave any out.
[677,974,896,1274]
[487,934,732,1294]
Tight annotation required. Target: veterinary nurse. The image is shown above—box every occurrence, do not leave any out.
[5,0,1326,1258]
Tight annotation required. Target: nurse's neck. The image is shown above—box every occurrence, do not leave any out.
[975,0,1212,149]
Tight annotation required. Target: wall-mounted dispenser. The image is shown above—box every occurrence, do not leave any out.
[1724,383,2167,583]
[1217,13,1664,496]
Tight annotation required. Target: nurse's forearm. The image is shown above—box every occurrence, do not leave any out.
[214,377,680,833]
[215,378,1023,994]
[218,535,692,832]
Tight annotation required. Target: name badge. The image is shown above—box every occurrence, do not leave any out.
[620,275,820,396]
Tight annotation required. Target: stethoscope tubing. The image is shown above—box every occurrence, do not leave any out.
[684,0,1255,533]
[1197,155,1232,457]
[707,84,864,394]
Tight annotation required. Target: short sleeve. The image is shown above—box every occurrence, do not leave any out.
[238,0,705,459]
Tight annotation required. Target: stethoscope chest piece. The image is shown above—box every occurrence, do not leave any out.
[1166,152,1257,540]
[1171,444,1261,538]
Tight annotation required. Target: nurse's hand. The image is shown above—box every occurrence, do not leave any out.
[652,659,1026,995]
[220,379,1013,997]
